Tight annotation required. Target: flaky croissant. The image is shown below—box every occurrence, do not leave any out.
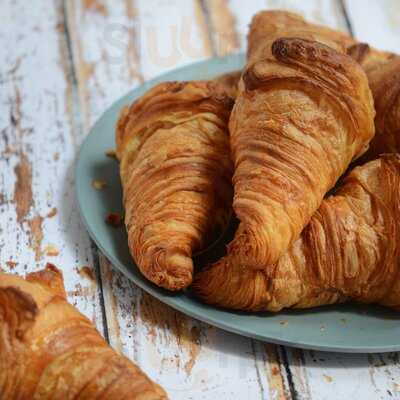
[226,12,375,269]
[116,81,233,290]
[348,44,400,160]
[0,264,167,399]
[246,10,354,63]
[192,154,400,312]
[217,12,400,163]
[214,71,241,99]
[247,10,400,161]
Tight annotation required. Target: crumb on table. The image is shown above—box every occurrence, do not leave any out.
[105,212,123,227]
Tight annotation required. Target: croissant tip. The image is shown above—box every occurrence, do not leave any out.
[138,249,194,291]
[149,270,193,291]
[25,263,66,298]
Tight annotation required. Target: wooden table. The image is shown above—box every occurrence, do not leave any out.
[1,1,400,398]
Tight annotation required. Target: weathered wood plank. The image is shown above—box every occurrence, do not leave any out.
[202,0,240,56]
[0,0,105,331]
[65,0,266,398]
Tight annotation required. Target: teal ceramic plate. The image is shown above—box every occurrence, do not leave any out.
[76,54,400,353]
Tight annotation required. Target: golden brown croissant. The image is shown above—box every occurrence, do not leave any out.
[213,11,359,102]
[246,10,355,63]
[347,44,400,159]
[192,154,400,312]
[214,71,241,99]
[217,11,400,162]
[247,10,400,160]
[0,264,167,399]
[226,12,375,269]
[116,81,233,290]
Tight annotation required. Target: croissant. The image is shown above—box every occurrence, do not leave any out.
[0,264,167,399]
[246,10,354,63]
[192,154,400,312]
[217,12,400,162]
[347,44,400,159]
[226,12,375,269]
[246,10,400,160]
[214,71,241,99]
[116,81,233,290]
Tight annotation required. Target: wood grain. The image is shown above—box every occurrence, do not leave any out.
[0,0,105,332]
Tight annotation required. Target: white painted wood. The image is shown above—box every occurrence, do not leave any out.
[135,0,213,78]
[0,0,105,331]
[295,351,400,400]
[344,0,400,53]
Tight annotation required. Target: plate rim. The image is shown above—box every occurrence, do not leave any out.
[75,53,400,354]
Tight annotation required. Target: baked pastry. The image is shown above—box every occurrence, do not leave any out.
[192,154,400,312]
[348,44,400,160]
[227,11,375,268]
[246,10,400,161]
[214,70,241,99]
[216,12,400,162]
[246,10,354,62]
[116,81,233,290]
[0,264,167,399]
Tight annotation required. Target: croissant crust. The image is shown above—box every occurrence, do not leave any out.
[217,11,400,161]
[116,81,233,290]
[0,264,167,399]
[348,43,400,160]
[192,155,400,312]
[245,10,400,160]
[227,21,375,269]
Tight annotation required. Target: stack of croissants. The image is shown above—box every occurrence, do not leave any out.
[1,10,400,400]
[118,11,400,313]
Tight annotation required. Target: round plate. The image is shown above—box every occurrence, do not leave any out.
[76,54,400,353]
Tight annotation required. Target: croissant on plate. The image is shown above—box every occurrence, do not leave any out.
[252,10,400,161]
[0,264,167,399]
[116,81,233,290]
[192,154,400,312]
[237,10,400,160]
[226,11,375,269]
[255,11,400,162]
[246,10,355,62]
[214,71,241,99]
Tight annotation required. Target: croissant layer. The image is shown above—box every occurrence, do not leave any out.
[250,10,400,161]
[0,264,167,399]
[227,12,375,269]
[246,11,400,160]
[192,155,400,312]
[348,44,400,160]
[116,81,233,290]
